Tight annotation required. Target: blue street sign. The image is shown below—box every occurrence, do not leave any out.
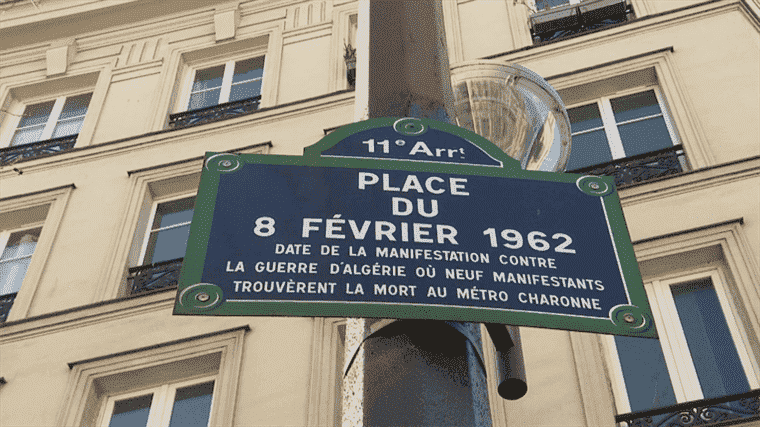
[175,118,655,338]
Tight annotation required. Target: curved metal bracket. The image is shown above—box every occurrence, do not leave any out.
[484,323,528,400]
[342,320,528,401]
[343,319,486,377]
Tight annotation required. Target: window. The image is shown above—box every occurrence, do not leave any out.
[186,57,264,111]
[169,56,265,128]
[344,14,358,87]
[127,194,195,295]
[102,378,215,427]
[0,72,99,157]
[139,196,195,266]
[606,270,760,416]
[329,6,359,92]
[59,327,246,426]
[8,93,92,147]
[0,227,42,295]
[565,88,688,185]
[0,185,72,322]
[0,227,42,322]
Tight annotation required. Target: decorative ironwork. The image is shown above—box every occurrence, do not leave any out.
[0,293,18,323]
[126,258,183,295]
[0,135,78,166]
[536,15,629,42]
[168,95,261,129]
[616,389,760,427]
[530,0,634,43]
[567,145,687,188]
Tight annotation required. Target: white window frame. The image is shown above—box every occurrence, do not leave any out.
[178,55,265,113]
[604,267,760,414]
[566,85,681,167]
[137,193,196,266]
[98,375,216,427]
[6,91,92,146]
[0,224,44,296]
[3,92,92,148]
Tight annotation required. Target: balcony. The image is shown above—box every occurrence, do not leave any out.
[616,389,760,427]
[0,293,17,323]
[168,95,262,129]
[530,0,634,43]
[567,145,687,188]
[126,258,183,295]
[0,134,78,166]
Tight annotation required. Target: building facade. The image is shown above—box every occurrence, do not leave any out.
[0,0,758,425]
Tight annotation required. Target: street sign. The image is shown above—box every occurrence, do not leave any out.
[174,117,656,338]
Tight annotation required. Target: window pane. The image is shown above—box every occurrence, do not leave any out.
[232,57,264,83]
[615,335,677,412]
[1,228,41,261]
[10,125,45,146]
[144,198,194,264]
[0,229,41,294]
[145,224,192,264]
[109,394,153,427]
[568,103,604,133]
[168,381,215,427]
[192,65,225,92]
[617,117,673,157]
[151,198,195,230]
[52,117,85,138]
[18,101,55,128]
[610,90,662,123]
[58,93,92,120]
[672,278,751,398]
[229,80,262,103]
[535,0,570,10]
[0,257,32,295]
[188,88,222,110]
[566,130,613,170]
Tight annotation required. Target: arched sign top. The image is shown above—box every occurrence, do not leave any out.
[304,117,522,170]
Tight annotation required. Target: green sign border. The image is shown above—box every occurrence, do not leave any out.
[174,117,657,338]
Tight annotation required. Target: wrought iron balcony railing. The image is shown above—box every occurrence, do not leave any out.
[0,293,18,323]
[567,145,687,188]
[530,0,634,43]
[616,389,760,427]
[0,134,78,166]
[168,95,262,129]
[126,258,183,295]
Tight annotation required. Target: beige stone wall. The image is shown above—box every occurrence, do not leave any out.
[1,0,758,426]
[0,295,315,426]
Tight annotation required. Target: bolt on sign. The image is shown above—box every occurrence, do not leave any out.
[174,117,657,338]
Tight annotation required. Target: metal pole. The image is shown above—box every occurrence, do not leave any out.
[343,1,526,425]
